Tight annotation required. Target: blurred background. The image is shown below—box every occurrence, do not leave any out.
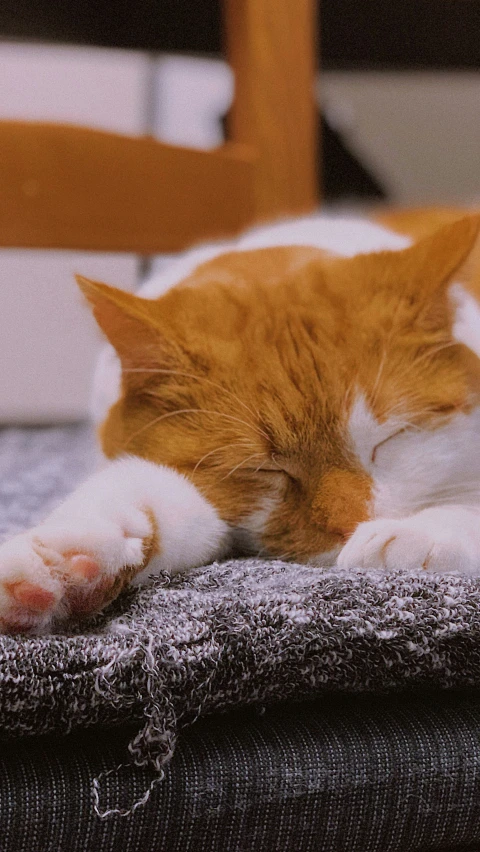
[0,0,479,421]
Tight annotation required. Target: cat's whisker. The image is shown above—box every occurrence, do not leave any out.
[254,456,275,473]
[414,341,459,366]
[123,407,271,449]
[272,552,297,562]
[192,442,255,473]
[367,341,434,411]
[344,377,362,413]
[144,392,271,444]
[371,402,425,430]
[379,342,458,401]
[220,453,267,481]
[124,367,263,433]
[380,392,464,423]
[370,348,387,408]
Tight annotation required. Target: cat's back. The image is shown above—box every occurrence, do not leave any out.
[138,214,411,301]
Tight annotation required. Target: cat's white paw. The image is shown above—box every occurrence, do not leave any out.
[337,507,480,575]
[0,509,153,634]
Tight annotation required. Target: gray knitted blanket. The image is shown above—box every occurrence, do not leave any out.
[2,425,480,783]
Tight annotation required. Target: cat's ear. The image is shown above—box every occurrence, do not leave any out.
[401,215,480,333]
[406,214,480,292]
[76,275,180,372]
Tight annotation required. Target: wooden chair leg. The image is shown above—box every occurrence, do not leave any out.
[224,0,319,221]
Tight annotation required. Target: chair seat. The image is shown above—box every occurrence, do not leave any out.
[2,692,480,851]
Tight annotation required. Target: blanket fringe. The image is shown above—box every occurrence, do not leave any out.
[92,763,165,819]
[92,629,178,818]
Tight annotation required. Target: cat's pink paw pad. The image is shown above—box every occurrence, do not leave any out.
[0,519,150,633]
[6,580,57,612]
[66,554,101,581]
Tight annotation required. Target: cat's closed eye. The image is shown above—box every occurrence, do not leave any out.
[256,455,299,481]
[371,402,462,465]
[371,429,407,464]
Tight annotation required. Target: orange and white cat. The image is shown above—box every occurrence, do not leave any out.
[1,209,480,633]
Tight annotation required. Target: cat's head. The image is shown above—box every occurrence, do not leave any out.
[78,216,480,564]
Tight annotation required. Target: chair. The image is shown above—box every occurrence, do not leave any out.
[0,0,318,255]
[0,0,318,422]
[2,3,480,850]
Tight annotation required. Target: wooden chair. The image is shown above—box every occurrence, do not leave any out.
[0,0,318,256]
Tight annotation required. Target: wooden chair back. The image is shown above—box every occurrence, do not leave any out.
[0,122,257,254]
[0,0,318,254]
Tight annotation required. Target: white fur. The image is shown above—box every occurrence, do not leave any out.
[451,283,480,359]
[338,506,480,575]
[0,457,229,631]
[47,456,230,577]
[337,269,480,576]
[347,393,480,518]
[236,215,410,256]
[238,494,283,556]
[343,392,480,572]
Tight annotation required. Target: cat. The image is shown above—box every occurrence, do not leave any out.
[1,209,480,633]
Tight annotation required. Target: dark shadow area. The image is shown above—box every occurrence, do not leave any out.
[0,0,479,68]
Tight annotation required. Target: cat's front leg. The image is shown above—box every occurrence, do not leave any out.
[0,456,229,633]
[337,505,480,575]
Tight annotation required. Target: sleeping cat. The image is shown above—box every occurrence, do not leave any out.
[1,209,480,633]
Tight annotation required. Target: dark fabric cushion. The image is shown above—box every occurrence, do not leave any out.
[2,691,480,852]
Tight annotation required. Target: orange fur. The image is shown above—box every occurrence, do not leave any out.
[375,206,480,300]
[78,213,480,563]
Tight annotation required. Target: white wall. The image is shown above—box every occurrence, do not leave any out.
[155,55,233,149]
[152,57,480,206]
[0,44,149,422]
[322,71,480,206]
